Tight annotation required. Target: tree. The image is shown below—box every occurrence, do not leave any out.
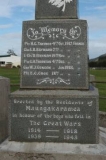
[7,49,17,56]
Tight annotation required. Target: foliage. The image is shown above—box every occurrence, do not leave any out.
[7,49,17,56]
[17,65,21,68]
[12,66,17,68]
[89,55,106,67]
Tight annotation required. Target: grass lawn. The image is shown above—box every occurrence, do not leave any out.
[90,69,106,112]
[0,68,20,92]
[0,68,106,111]
[90,69,106,81]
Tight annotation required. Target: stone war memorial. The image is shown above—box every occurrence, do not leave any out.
[9,0,99,144]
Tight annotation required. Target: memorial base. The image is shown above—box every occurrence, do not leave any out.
[9,87,99,144]
[0,127,106,160]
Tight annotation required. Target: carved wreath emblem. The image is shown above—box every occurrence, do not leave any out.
[49,0,73,12]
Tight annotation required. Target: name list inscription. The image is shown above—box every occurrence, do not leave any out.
[21,21,88,88]
[11,97,96,142]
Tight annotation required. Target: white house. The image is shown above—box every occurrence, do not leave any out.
[0,55,21,67]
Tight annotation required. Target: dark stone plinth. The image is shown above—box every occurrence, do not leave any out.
[9,87,99,144]
[20,19,89,89]
[36,0,78,19]
[0,77,10,143]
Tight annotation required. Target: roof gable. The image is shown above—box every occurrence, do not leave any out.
[0,55,11,58]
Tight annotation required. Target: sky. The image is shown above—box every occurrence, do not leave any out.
[0,0,106,59]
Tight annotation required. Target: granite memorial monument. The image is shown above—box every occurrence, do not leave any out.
[9,0,99,144]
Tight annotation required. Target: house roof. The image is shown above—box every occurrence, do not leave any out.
[0,55,21,66]
[0,55,11,58]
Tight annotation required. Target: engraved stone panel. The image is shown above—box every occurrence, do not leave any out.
[20,20,89,89]
[36,0,78,19]
[9,87,99,143]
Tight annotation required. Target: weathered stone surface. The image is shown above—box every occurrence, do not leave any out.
[90,75,96,86]
[0,152,106,160]
[9,86,99,143]
[99,111,106,128]
[20,19,89,89]
[0,77,10,143]
[0,127,106,159]
[36,0,78,19]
